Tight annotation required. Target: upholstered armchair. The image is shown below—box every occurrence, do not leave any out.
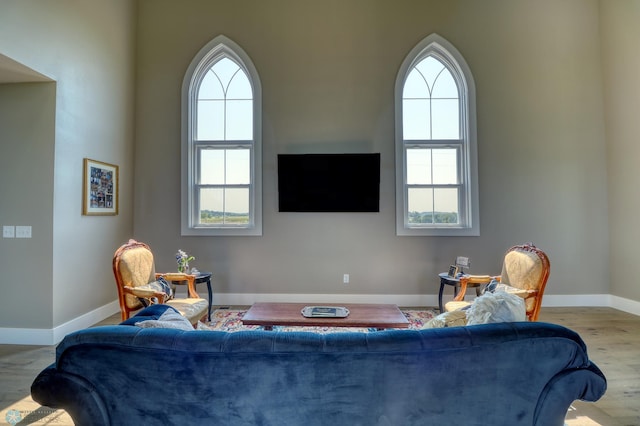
[445,243,550,321]
[112,239,208,326]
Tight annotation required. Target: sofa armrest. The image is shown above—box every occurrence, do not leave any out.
[31,365,110,426]
[533,362,607,426]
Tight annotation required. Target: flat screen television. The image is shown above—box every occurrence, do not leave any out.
[278,153,380,212]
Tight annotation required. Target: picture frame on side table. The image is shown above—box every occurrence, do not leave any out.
[448,265,459,277]
[82,158,119,216]
[455,256,470,269]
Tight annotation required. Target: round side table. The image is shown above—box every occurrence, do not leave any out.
[170,272,213,321]
[437,272,483,313]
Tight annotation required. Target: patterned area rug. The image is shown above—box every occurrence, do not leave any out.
[199,308,437,333]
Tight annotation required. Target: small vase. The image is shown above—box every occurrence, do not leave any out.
[179,264,190,274]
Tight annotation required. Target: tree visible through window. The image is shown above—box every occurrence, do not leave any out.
[182,36,262,236]
[395,34,478,236]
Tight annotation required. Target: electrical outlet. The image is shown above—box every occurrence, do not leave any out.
[3,226,15,238]
[343,274,350,284]
[15,225,32,238]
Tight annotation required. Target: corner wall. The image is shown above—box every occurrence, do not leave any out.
[0,82,55,328]
[0,0,136,334]
[601,0,640,303]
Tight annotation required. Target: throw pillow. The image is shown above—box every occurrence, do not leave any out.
[135,308,194,331]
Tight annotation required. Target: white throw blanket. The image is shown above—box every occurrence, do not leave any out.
[465,290,526,325]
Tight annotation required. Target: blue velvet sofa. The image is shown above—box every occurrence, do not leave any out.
[31,305,606,426]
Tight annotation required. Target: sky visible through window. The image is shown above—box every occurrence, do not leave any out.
[199,148,250,214]
[197,57,253,217]
[403,56,460,218]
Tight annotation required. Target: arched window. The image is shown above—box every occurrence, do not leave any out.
[395,34,478,236]
[181,35,262,236]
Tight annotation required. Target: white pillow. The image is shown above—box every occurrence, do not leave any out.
[135,308,194,331]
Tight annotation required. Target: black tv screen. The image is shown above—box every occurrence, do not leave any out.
[278,153,380,212]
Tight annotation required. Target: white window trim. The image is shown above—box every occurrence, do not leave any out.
[181,35,262,236]
[395,33,479,236]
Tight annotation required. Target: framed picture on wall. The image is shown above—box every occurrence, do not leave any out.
[82,158,119,216]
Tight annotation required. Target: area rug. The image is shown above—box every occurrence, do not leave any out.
[199,308,437,333]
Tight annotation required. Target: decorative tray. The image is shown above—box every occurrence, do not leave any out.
[301,306,350,318]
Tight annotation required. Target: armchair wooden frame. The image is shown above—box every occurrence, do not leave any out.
[450,243,550,321]
[113,240,201,321]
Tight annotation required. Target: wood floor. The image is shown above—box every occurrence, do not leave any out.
[539,307,640,426]
[0,307,638,425]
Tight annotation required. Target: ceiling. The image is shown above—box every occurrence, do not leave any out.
[0,53,52,83]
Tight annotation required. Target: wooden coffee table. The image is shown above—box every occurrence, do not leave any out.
[241,302,410,330]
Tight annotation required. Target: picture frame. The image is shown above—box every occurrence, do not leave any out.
[448,265,459,277]
[82,158,119,216]
[455,256,470,269]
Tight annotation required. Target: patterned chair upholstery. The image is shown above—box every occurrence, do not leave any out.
[112,239,208,326]
[445,243,550,321]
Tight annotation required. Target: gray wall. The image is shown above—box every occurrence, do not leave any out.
[1,0,638,338]
[134,0,611,301]
[0,82,55,328]
[0,0,136,330]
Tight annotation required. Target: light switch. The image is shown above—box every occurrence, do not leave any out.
[15,226,32,238]
[3,226,15,238]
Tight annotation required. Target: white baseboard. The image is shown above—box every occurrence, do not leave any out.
[2,294,638,346]
[609,295,640,316]
[0,300,120,346]
[52,300,121,344]
[213,293,438,307]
